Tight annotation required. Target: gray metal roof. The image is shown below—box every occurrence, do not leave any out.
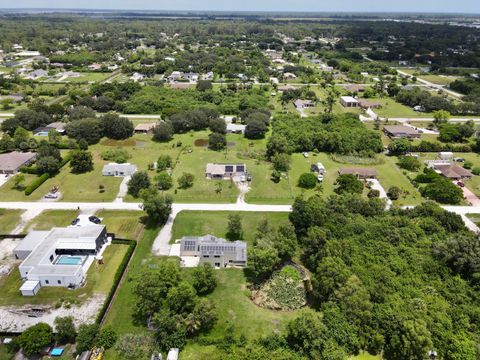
[180,235,247,262]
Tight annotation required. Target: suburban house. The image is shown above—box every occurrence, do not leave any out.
[179,235,247,268]
[277,84,297,92]
[340,96,359,108]
[202,71,214,80]
[432,163,473,180]
[0,94,24,103]
[130,72,145,82]
[383,125,421,139]
[358,99,382,109]
[102,163,137,177]
[0,151,37,174]
[168,71,184,82]
[14,225,109,296]
[206,163,247,180]
[25,69,48,80]
[184,72,199,82]
[345,84,365,93]
[311,162,326,174]
[47,122,66,134]
[134,123,157,134]
[294,99,315,109]
[226,123,246,134]
[88,63,102,71]
[338,167,377,179]
[283,72,297,80]
[33,122,66,136]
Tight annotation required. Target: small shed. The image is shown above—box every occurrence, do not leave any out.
[20,280,41,296]
[167,348,179,360]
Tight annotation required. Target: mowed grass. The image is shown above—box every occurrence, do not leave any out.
[23,209,79,231]
[0,243,128,306]
[180,269,299,359]
[0,209,23,233]
[95,210,145,240]
[171,211,290,244]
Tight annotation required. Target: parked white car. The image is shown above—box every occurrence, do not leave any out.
[303,152,309,158]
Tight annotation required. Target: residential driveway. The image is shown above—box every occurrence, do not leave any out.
[0,175,9,188]
[459,183,480,206]
[367,178,392,210]
[114,176,131,203]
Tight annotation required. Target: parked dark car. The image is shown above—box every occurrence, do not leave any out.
[71,218,80,226]
[89,216,101,224]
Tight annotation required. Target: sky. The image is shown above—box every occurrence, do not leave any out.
[2,0,480,14]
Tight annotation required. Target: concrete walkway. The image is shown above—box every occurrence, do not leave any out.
[367,178,392,210]
[114,176,131,203]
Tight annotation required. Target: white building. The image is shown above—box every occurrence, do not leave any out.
[340,96,359,108]
[14,226,108,296]
[226,123,246,134]
[102,163,137,177]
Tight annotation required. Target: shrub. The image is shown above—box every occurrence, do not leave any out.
[398,156,421,171]
[463,161,473,170]
[472,167,480,176]
[24,173,50,195]
[368,189,381,198]
[298,173,318,189]
[387,186,401,200]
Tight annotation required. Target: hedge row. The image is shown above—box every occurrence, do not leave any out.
[23,153,72,196]
[96,239,136,324]
[19,165,39,174]
[409,141,472,153]
[24,173,50,195]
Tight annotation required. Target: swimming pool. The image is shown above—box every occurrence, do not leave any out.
[56,256,83,265]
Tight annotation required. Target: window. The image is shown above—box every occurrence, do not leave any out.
[49,255,54,262]
[203,255,209,258]
[45,280,49,284]
[57,280,61,285]
[214,255,220,258]
[215,263,221,267]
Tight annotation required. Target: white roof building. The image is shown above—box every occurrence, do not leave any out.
[102,163,137,177]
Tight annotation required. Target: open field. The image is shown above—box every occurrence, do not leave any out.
[0,243,128,306]
[171,210,290,244]
[23,209,79,231]
[0,209,23,234]
[95,210,145,240]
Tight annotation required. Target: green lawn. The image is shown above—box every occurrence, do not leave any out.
[0,243,128,306]
[95,210,145,240]
[171,211,290,244]
[63,72,112,83]
[0,209,23,234]
[350,353,382,360]
[372,98,435,119]
[23,209,79,231]
[180,269,299,359]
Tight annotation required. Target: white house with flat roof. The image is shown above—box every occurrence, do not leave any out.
[102,163,137,177]
[340,96,359,108]
[14,226,109,296]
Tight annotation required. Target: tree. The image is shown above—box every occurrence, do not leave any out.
[388,138,410,155]
[70,150,93,173]
[68,106,96,120]
[191,263,217,295]
[153,122,173,142]
[37,156,60,175]
[66,118,104,144]
[398,156,421,171]
[48,129,62,144]
[157,154,173,171]
[286,309,328,358]
[386,320,432,360]
[16,323,53,357]
[208,132,227,151]
[209,118,227,134]
[155,172,173,190]
[387,186,402,200]
[272,153,291,172]
[127,171,151,197]
[197,80,213,91]
[335,174,363,194]
[245,119,267,139]
[13,127,31,149]
[97,326,118,349]
[227,214,243,240]
[13,174,26,190]
[1,98,13,110]
[433,109,451,127]
[178,172,194,189]
[115,334,154,360]
[298,173,318,189]
[76,323,99,353]
[140,188,173,224]
[54,316,76,344]
[152,309,187,351]
[421,178,463,204]
[189,298,218,334]
[101,113,134,140]
[247,246,280,281]
[167,281,198,315]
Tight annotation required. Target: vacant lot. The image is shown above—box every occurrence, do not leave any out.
[95,210,145,240]
[23,209,79,231]
[171,210,290,244]
[0,209,23,234]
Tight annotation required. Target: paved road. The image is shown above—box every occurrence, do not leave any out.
[395,69,463,99]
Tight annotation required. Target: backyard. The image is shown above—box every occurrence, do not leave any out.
[0,209,23,234]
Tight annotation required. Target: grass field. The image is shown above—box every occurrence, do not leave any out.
[64,72,112,83]
[171,210,290,244]
[0,209,23,233]
[23,209,79,231]
[0,243,128,306]
[95,210,145,240]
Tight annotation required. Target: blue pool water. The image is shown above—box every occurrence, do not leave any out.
[36,131,49,136]
[57,256,83,265]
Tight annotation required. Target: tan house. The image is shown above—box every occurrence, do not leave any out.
[206,163,246,180]
[134,123,157,134]
[338,167,377,179]
[0,151,37,174]
[358,99,382,109]
[433,164,472,180]
[383,126,421,139]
